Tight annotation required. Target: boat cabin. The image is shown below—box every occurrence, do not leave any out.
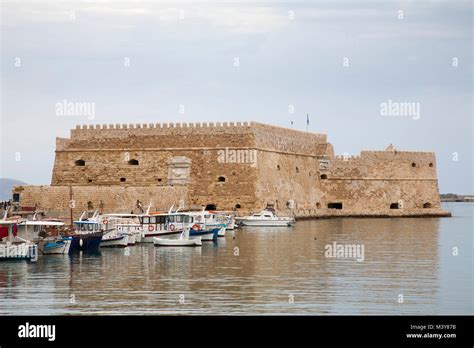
[74,221,103,234]
[139,213,194,231]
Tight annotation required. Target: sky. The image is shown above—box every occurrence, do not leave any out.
[0,0,472,194]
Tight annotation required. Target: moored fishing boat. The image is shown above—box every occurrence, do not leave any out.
[38,236,72,255]
[67,220,104,253]
[100,230,129,248]
[189,225,220,241]
[0,220,38,262]
[236,209,295,227]
[17,220,72,255]
[154,228,202,247]
[139,213,189,242]
[100,214,143,245]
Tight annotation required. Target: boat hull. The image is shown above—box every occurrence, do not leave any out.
[100,234,129,248]
[189,227,220,241]
[69,232,103,253]
[153,237,202,247]
[141,230,183,243]
[238,219,294,227]
[40,238,72,255]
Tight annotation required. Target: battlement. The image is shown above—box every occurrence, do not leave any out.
[66,121,328,156]
[74,121,255,130]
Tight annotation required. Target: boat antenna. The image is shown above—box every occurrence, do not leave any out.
[79,211,86,221]
[32,212,37,221]
[168,204,174,214]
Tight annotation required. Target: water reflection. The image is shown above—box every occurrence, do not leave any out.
[0,204,472,315]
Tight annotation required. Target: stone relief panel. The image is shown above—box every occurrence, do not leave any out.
[168,156,192,185]
[319,160,330,171]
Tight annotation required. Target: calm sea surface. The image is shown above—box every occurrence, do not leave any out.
[0,203,472,315]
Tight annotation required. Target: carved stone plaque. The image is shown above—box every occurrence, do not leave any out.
[319,160,330,171]
[168,156,191,185]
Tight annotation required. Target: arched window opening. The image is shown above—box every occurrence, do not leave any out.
[296,167,299,173]
[277,165,281,171]
[423,202,432,209]
[128,159,139,165]
[218,176,226,182]
[429,163,433,167]
[75,159,85,166]
[320,174,328,180]
[411,162,416,167]
[235,204,242,209]
[120,177,126,182]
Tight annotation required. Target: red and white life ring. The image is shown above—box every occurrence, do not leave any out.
[192,224,200,231]
[148,225,155,232]
[102,219,108,225]
[169,224,175,231]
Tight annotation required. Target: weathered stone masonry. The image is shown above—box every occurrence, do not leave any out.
[14,121,450,219]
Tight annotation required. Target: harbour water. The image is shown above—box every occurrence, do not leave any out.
[0,203,472,315]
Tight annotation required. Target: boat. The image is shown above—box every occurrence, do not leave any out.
[67,219,104,253]
[38,236,72,255]
[100,230,129,248]
[99,214,143,245]
[235,209,295,227]
[0,220,38,262]
[189,226,220,241]
[178,209,227,238]
[17,220,72,255]
[153,229,202,247]
[138,213,188,243]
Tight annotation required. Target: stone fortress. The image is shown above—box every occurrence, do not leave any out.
[13,121,450,219]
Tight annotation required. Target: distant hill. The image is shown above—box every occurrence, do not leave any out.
[0,178,27,201]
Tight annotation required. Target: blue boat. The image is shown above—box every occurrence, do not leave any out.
[69,232,103,253]
[68,221,104,253]
[189,227,220,242]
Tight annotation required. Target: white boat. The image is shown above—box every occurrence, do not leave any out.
[139,212,189,243]
[101,214,143,245]
[236,209,295,227]
[18,220,72,255]
[101,231,129,248]
[153,229,202,247]
[0,220,38,262]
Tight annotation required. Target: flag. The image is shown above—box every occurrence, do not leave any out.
[307,114,309,126]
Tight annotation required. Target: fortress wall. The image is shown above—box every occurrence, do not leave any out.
[69,122,255,140]
[252,122,327,155]
[184,148,258,211]
[255,150,326,215]
[320,178,441,212]
[13,185,189,219]
[50,146,259,212]
[64,131,255,150]
[327,151,437,179]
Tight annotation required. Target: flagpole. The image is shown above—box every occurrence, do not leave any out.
[306,114,309,132]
